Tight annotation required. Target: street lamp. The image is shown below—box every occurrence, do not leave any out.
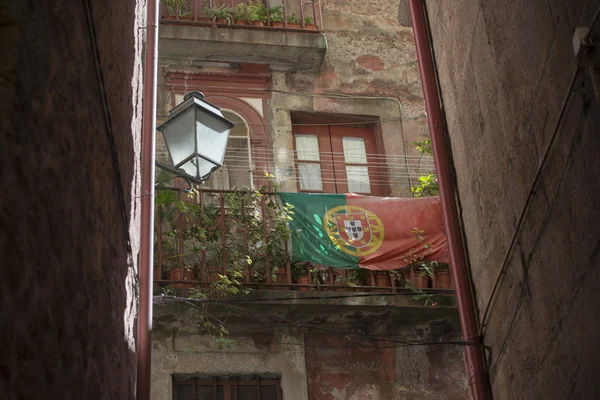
[156,91,235,185]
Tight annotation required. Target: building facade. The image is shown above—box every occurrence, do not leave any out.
[152,1,469,399]
[425,0,600,398]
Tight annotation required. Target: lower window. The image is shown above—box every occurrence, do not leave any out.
[173,376,281,400]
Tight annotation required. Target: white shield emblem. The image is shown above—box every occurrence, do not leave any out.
[344,219,364,241]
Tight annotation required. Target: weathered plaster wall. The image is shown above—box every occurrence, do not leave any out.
[269,0,429,196]
[425,1,600,398]
[152,328,309,400]
[156,0,428,196]
[0,1,142,398]
[152,297,469,399]
[305,332,468,400]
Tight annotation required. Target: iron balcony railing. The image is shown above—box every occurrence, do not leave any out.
[160,0,324,32]
[153,187,453,293]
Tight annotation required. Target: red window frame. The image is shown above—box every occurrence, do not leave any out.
[292,125,386,196]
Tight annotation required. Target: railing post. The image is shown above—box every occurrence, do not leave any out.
[299,0,305,29]
[265,0,271,26]
[283,0,288,27]
[261,195,271,282]
[155,211,163,281]
[317,0,323,30]
[241,198,250,282]
[284,240,292,284]
[220,191,227,275]
[199,189,207,283]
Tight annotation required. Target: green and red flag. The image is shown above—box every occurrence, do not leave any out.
[279,193,448,270]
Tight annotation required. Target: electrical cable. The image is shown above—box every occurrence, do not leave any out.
[478,64,582,335]
[155,289,456,304]
[486,86,588,376]
[83,0,132,255]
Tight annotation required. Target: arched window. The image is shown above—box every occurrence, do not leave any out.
[205,110,253,190]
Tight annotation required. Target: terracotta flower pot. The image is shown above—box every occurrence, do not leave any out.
[287,22,301,29]
[252,20,265,26]
[165,267,195,288]
[296,276,311,291]
[216,18,229,25]
[162,15,177,20]
[304,24,318,30]
[235,19,248,25]
[411,274,430,289]
[197,17,211,23]
[270,21,284,28]
[272,271,290,291]
[434,270,453,289]
[375,272,392,292]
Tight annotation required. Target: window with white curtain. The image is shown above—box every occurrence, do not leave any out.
[205,110,252,190]
[342,137,371,193]
[295,134,323,191]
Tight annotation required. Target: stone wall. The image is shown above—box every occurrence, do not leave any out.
[0,1,143,398]
[425,1,600,398]
[151,296,469,399]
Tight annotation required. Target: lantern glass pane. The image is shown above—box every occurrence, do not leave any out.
[195,109,230,166]
[161,107,195,167]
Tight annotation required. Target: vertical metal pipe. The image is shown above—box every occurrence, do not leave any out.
[137,0,159,398]
[407,1,490,399]
[283,0,288,27]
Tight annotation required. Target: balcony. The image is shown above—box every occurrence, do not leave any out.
[153,187,454,294]
[159,0,327,72]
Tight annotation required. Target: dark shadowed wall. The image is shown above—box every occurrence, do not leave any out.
[425,0,600,398]
[0,1,142,398]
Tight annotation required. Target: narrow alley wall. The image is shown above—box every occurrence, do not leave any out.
[425,1,600,398]
[0,1,143,398]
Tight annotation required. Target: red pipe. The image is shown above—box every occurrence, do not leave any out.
[137,0,159,398]
[407,1,490,399]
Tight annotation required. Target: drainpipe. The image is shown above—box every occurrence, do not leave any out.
[407,1,490,399]
[137,0,159,398]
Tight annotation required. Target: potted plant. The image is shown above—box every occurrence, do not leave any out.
[165,264,195,288]
[161,0,192,20]
[292,262,311,291]
[207,4,233,25]
[433,262,453,289]
[303,16,318,30]
[246,0,267,26]
[233,3,248,25]
[411,262,432,289]
[268,5,284,27]
[287,14,301,29]
[374,271,392,289]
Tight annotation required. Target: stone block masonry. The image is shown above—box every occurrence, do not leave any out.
[0,1,143,398]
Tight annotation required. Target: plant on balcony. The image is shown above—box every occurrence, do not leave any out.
[411,139,439,197]
[246,0,267,26]
[233,3,248,25]
[287,14,301,28]
[161,0,192,19]
[206,4,233,25]
[268,5,284,27]
[303,15,318,30]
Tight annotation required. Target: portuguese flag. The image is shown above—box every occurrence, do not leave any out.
[279,193,448,270]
